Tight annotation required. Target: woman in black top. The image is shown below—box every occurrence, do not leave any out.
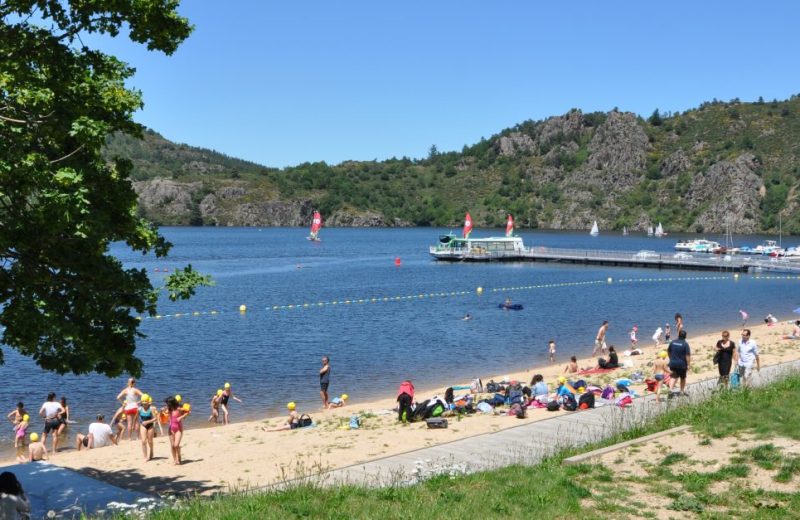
[715,330,736,386]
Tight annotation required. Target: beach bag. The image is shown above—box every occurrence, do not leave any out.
[299,414,313,427]
[430,403,445,418]
[546,400,561,412]
[508,389,523,405]
[644,379,658,392]
[349,415,360,429]
[413,400,430,421]
[601,385,615,400]
[578,392,595,409]
[561,394,578,411]
[425,418,448,429]
[713,351,720,365]
[730,371,741,389]
[486,380,499,393]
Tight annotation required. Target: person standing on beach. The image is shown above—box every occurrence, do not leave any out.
[715,330,736,387]
[220,382,243,425]
[664,323,671,343]
[653,351,668,402]
[320,356,331,409]
[667,330,691,397]
[115,378,142,441]
[592,321,609,357]
[38,393,65,453]
[548,340,556,363]
[652,326,663,349]
[674,313,684,335]
[736,329,760,387]
[397,380,415,423]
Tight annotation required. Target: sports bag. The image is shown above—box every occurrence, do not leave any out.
[425,418,448,429]
[299,414,313,427]
[546,400,561,411]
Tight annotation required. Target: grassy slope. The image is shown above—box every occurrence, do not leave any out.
[130,375,800,519]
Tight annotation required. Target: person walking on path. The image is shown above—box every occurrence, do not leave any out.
[736,329,760,387]
[667,329,691,397]
[592,321,609,357]
[319,356,331,409]
[714,330,736,387]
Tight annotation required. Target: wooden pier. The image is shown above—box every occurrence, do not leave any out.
[434,246,800,274]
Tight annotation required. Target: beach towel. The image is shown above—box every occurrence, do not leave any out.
[576,367,618,376]
[476,402,493,414]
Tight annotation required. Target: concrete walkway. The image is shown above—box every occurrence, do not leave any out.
[279,358,800,488]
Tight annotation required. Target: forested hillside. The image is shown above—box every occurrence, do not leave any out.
[106,95,800,233]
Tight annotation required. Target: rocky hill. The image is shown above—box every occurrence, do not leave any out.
[108,95,800,233]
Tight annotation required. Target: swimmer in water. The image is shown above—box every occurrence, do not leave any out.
[462,314,472,321]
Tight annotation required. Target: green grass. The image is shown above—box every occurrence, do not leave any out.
[123,375,800,519]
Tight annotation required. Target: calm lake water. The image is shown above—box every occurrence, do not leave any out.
[1,227,798,441]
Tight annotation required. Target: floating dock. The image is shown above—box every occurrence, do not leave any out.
[433,246,800,274]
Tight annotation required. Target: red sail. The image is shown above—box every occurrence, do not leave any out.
[463,212,473,238]
[505,214,514,237]
[310,211,322,235]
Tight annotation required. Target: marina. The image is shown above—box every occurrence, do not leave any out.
[430,234,800,273]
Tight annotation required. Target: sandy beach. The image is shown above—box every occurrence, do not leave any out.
[8,319,800,496]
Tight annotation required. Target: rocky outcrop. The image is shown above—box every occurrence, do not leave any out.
[586,111,648,184]
[661,149,691,177]
[496,132,535,157]
[686,154,764,233]
[133,179,202,219]
[327,210,410,227]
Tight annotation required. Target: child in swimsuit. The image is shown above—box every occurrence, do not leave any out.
[165,397,189,465]
[208,389,222,423]
[138,395,157,462]
[13,415,29,448]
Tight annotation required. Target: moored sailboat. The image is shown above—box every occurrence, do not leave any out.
[590,220,599,236]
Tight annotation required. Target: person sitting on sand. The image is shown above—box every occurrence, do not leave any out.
[263,402,300,431]
[563,356,578,374]
[326,394,348,409]
[76,414,117,451]
[597,346,619,369]
[530,374,548,397]
[21,433,47,463]
[785,320,800,340]
[765,313,778,326]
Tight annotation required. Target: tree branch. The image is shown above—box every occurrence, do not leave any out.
[50,144,85,164]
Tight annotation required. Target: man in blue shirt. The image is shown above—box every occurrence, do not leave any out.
[667,330,692,397]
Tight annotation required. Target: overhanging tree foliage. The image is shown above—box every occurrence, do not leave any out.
[0,0,211,377]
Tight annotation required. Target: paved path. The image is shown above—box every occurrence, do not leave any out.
[280,358,800,488]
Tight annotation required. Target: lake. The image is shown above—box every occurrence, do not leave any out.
[1,227,797,442]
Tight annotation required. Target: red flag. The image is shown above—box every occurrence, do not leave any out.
[463,212,473,238]
[505,214,514,237]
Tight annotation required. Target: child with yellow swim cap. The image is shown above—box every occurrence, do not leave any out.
[13,414,30,448]
[22,432,48,463]
[326,394,349,409]
[208,389,223,424]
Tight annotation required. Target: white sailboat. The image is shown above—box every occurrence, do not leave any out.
[655,222,665,237]
[590,221,599,236]
[647,226,654,237]
[622,226,629,236]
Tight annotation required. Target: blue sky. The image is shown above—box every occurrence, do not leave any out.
[88,1,800,168]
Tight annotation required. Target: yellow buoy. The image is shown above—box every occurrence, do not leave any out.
[476,287,484,295]
[607,277,613,284]
[239,304,247,313]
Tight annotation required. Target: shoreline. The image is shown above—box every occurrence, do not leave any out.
[5,318,798,495]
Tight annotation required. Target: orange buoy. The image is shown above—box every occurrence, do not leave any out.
[394,257,401,266]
